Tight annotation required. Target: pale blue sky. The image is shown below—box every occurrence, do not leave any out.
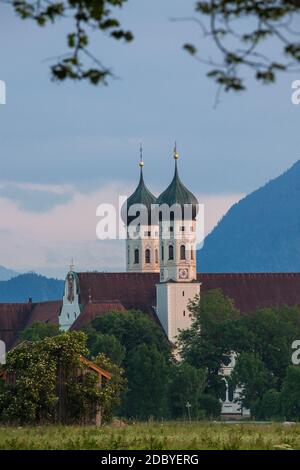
[0,1,299,277]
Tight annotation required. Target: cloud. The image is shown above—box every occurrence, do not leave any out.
[0,180,244,277]
[0,181,76,212]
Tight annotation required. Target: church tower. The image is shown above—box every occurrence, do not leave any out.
[59,263,81,331]
[156,145,201,343]
[122,146,160,273]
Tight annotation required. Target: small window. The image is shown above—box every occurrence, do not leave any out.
[191,249,194,260]
[169,226,174,232]
[168,245,174,260]
[180,244,186,260]
[128,247,130,264]
[170,211,174,221]
[67,313,70,319]
[144,231,151,237]
[182,291,185,297]
[183,310,186,317]
[180,226,185,231]
[74,312,77,319]
[155,249,159,264]
[134,249,139,264]
[145,249,151,264]
[161,245,164,261]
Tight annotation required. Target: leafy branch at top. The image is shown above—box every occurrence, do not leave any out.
[10,0,133,85]
[182,0,300,93]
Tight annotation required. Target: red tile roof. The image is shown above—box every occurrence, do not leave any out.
[1,273,300,349]
[76,272,300,316]
[0,303,32,349]
[77,272,158,315]
[198,273,300,313]
[71,300,126,330]
[0,300,62,349]
[28,300,62,325]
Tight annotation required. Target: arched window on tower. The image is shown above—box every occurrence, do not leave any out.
[155,249,158,264]
[134,249,139,264]
[180,244,186,260]
[145,249,151,264]
[168,245,174,260]
[161,244,164,261]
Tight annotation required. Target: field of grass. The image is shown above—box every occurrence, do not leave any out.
[1,422,300,450]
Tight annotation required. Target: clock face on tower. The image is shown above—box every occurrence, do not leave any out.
[179,268,188,280]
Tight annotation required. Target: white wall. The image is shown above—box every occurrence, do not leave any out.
[156,282,200,344]
[59,271,81,331]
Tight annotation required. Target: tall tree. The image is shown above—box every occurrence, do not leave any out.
[123,344,169,419]
[178,289,240,398]
[281,366,300,420]
[169,362,206,419]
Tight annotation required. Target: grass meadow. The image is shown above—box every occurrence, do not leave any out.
[0,422,300,450]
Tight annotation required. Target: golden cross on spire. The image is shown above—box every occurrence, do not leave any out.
[173,141,179,160]
[139,143,144,168]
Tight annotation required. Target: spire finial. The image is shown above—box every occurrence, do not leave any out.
[173,141,179,160]
[69,258,74,272]
[139,143,144,168]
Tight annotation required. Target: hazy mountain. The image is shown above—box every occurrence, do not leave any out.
[0,265,19,281]
[0,273,64,303]
[197,161,300,272]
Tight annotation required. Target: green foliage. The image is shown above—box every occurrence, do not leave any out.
[94,353,127,423]
[189,0,300,92]
[9,0,133,85]
[20,321,60,341]
[1,422,300,450]
[178,288,300,420]
[281,366,300,421]
[230,352,276,414]
[123,344,170,420]
[3,0,300,92]
[178,289,240,396]
[256,389,282,420]
[0,331,119,425]
[88,310,171,360]
[232,306,300,384]
[88,330,126,366]
[169,363,206,419]
[198,394,221,418]
[85,310,173,419]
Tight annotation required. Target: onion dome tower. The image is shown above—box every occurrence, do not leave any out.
[122,145,160,273]
[156,143,198,283]
[156,145,199,222]
[156,144,201,344]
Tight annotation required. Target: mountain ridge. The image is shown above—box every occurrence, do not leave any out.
[197,160,300,272]
[0,272,64,303]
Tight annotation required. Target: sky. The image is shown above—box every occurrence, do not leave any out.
[0,0,299,278]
